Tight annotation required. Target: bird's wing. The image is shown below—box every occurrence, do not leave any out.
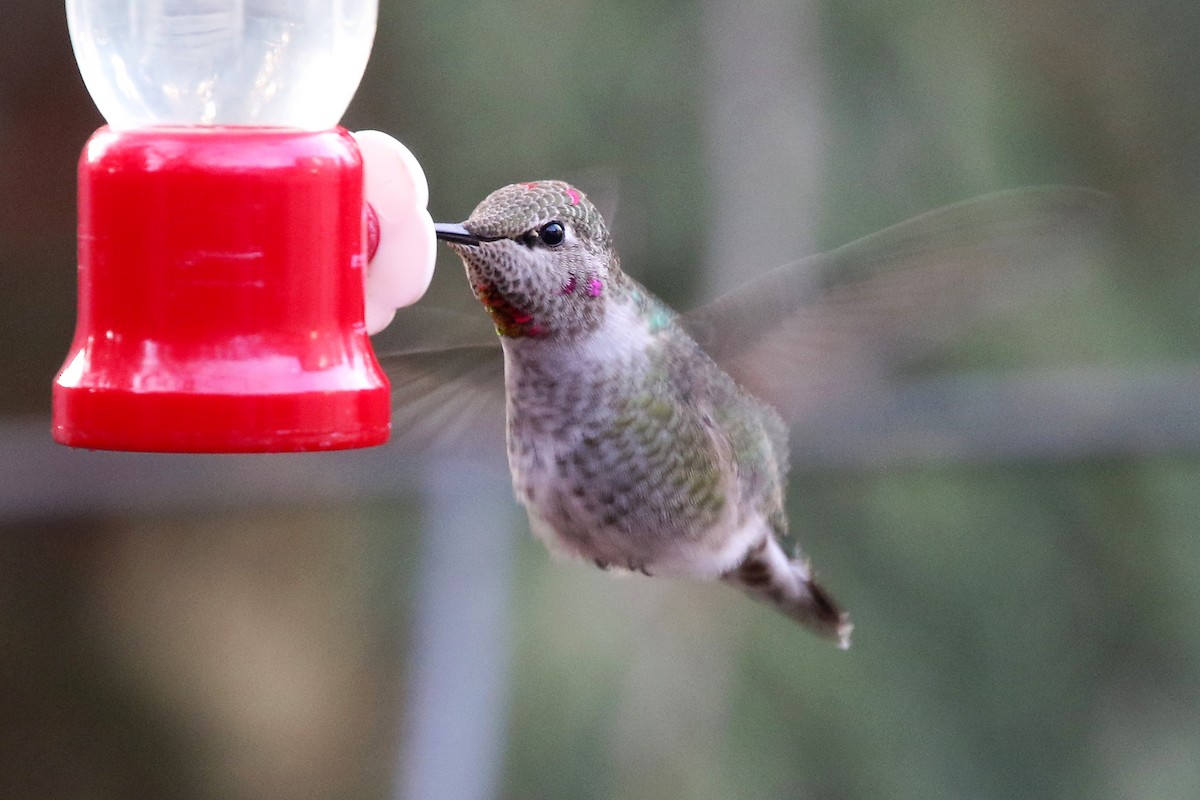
[378,343,506,455]
[682,187,1115,424]
[374,307,507,455]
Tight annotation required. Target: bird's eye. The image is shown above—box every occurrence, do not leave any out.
[538,221,566,247]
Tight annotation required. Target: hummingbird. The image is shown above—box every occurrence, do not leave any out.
[387,179,1107,648]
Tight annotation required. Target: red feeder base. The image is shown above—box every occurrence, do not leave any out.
[52,126,391,452]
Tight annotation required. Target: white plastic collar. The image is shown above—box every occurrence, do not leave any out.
[353,129,436,335]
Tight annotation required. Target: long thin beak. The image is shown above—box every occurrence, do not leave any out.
[434,222,482,246]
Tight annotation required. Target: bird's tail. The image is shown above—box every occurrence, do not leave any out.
[722,536,853,649]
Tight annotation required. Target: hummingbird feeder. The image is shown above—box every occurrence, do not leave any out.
[53,0,435,452]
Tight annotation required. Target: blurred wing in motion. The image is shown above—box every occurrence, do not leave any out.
[374,307,506,455]
[379,343,506,456]
[684,187,1116,424]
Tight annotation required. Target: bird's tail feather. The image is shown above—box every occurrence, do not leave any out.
[723,536,852,649]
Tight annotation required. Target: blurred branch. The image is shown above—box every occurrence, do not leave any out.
[0,424,429,522]
[4,364,1199,522]
[789,364,1200,469]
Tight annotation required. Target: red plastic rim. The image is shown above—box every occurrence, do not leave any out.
[52,126,391,453]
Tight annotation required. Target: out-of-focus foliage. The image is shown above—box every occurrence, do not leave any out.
[1,1,1198,799]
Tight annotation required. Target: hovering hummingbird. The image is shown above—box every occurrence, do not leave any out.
[386,180,1106,648]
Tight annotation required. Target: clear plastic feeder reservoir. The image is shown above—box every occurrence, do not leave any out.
[54,0,393,452]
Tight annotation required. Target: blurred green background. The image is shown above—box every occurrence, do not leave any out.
[2,1,1198,799]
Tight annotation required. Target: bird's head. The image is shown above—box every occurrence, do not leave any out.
[435,180,622,339]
